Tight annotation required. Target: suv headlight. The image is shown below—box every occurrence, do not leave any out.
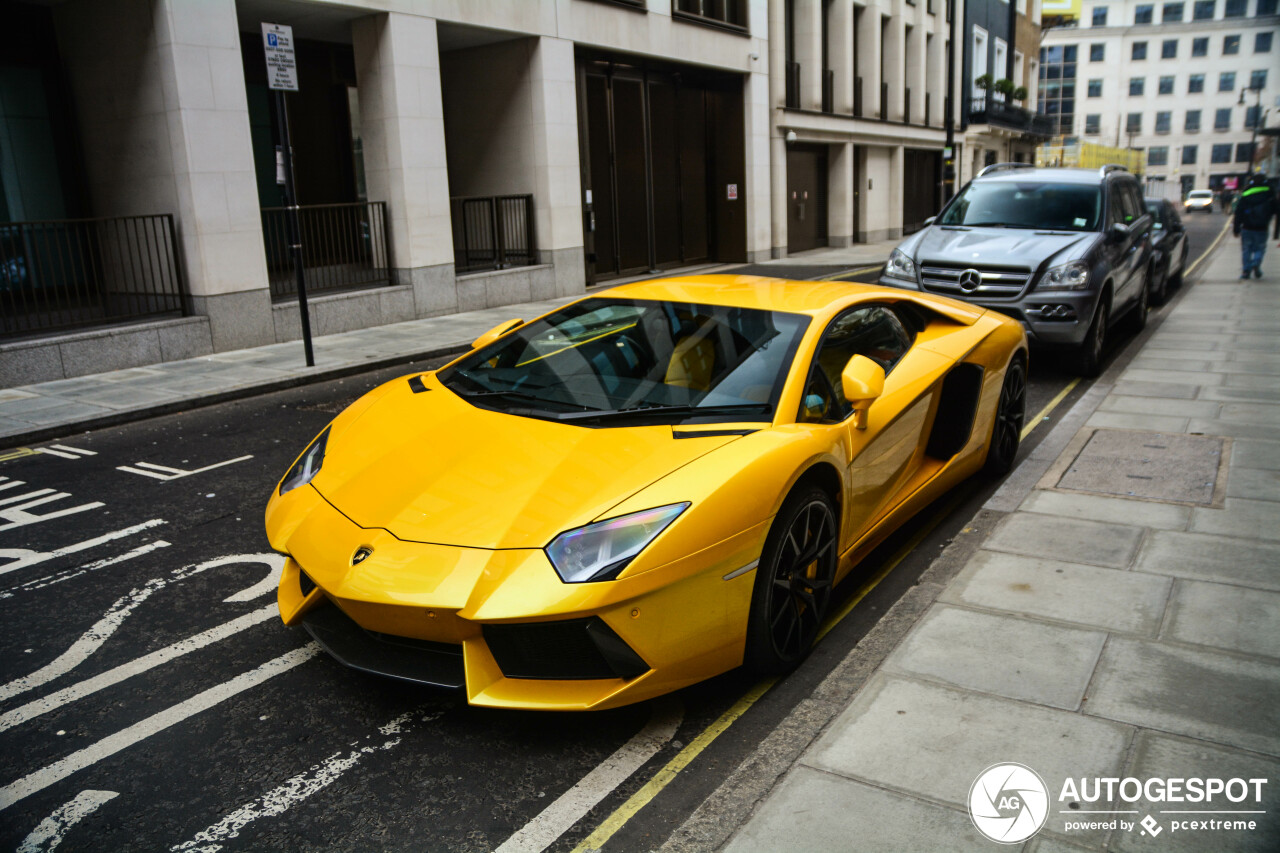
[279,428,330,495]
[546,503,689,583]
[1036,260,1090,291]
[884,249,917,282]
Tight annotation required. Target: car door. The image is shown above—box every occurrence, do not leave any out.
[796,305,948,552]
[1109,182,1148,310]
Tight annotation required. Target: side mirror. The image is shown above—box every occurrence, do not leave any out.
[841,354,885,430]
[924,215,937,227]
[472,318,524,350]
[1108,222,1129,242]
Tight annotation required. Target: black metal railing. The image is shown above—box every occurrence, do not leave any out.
[785,60,801,109]
[451,195,536,274]
[880,82,889,120]
[970,96,1057,138]
[905,87,912,124]
[822,69,834,113]
[261,201,390,301]
[854,76,864,117]
[1,214,186,339]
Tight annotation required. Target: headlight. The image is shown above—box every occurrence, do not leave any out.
[546,503,689,583]
[279,427,330,495]
[1036,260,1090,291]
[884,249,917,282]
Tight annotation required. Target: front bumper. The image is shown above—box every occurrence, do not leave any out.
[879,274,1100,348]
[269,486,765,710]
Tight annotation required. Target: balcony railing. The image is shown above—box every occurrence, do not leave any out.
[261,201,391,301]
[1,214,187,339]
[785,61,801,109]
[969,96,1056,138]
[451,195,536,274]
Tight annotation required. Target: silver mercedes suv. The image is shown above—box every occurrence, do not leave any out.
[878,164,1154,376]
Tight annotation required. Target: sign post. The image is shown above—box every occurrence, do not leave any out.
[262,22,314,368]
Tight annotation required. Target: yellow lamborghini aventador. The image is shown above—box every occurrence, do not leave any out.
[266,275,1027,710]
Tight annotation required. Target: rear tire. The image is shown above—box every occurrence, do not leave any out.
[744,486,838,676]
[984,356,1027,477]
[1127,269,1151,333]
[1073,297,1109,378]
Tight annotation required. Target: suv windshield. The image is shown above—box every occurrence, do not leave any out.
[939,182,1104,231]
[439,297,810,425]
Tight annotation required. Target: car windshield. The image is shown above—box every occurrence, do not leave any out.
[1189,191,1213,199]
[939,181,1103,231]
[439,297,810,425]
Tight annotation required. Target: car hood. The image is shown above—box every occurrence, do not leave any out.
[311,377,742,550]
[912,226,1096,269]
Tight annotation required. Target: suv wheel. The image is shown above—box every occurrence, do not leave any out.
[1074,297,1109,377]
[1128,269,1151,333]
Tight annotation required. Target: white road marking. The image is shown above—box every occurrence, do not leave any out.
[494,699,683,853]
[35,445,98,461]
[0,541,172,600]
[0,520,167,577]
[16,789,118,853]
[49,445,97,457]
[0,645,320,812]
[116,455,253,482]
[0,605,278,733]
[0,490,105,532]
[0,554,286,701]
[0,488,56,506]
[170,710,442,853]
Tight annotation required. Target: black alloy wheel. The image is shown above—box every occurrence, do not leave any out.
[1128,268,1151,333]
[1150,259,1168,306]
[984,356,1027,476]
[745,486,838,675]
[1074,297,1109,377]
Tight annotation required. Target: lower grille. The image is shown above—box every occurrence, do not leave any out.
[301,600,465,688]
[484,618,649,681]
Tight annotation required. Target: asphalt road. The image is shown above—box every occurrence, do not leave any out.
[0,211,1227,852]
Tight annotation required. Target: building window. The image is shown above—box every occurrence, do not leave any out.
[672,0,748,32]
[1148,146,1169,166]
[1188,74,1205,92]
[1088,79,1103,96]
[1235,142,1256,162]
[1130,77,1146,96]
[1258,33,1274,53]
[1090,43,1106,61]
[1259,0,1279,13]
[1224,34,1240,55]
[1211,143,1232,163]
[1223,0,1246,16]
[1159,75,1175,94]
[1182,144,1198,164]
[1219,71,1236,91]
[1251,69,1269,89]
[1193,0,1216,19]
[1215,108,1232,129]
[1247,105,1263,128]
[1161,39,1178,58]
[1136,4,1155,22]
[1162,1,1185,20]
[1093,6,1108,25]
[1127,112,1143,133]
[1132,41,1148,60]
[1156,111,1172,132]
[1085,114,1101,133]
[1192,38,1208,56]
[1186,109,1202,131]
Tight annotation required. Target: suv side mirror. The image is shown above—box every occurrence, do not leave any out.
[1108,222,1129,242]
[924,216,937,227]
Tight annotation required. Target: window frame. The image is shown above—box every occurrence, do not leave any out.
[798,305,914,425]
[671,0,750,35]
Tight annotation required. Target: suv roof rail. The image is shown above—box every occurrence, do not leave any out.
[978,162,1036,178]
[1099,164,1128,177]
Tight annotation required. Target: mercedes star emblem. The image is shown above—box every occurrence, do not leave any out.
[958,268,983,292]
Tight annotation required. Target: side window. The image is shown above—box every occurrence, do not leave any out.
[1106,186,1127,227]
[799,306,912,423]
[1116,183,1143,225]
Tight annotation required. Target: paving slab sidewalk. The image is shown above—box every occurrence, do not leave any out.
[668,233,1280,852]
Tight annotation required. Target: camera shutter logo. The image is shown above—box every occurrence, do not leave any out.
[969,763,1049,843]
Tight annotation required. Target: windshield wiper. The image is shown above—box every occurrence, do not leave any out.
[556,403,772,423]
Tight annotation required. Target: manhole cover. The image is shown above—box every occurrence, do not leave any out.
[1056,430,1225,505]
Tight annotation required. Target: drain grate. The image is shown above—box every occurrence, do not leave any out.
[1056,430,1226,505]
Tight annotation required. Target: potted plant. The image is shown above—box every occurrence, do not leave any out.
[994,78,1015,102]
[1013,85,1029,102]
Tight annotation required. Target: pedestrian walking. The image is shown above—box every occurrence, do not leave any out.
[1234,173,1277,279]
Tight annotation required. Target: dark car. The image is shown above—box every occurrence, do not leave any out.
[879,163,1154,376]
[1144,197,1188,305]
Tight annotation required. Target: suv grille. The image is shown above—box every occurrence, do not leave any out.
[920,264,1032,298]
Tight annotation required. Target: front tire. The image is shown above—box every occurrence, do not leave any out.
[984,356,1027,477]
[1127,269,1151,333]
[744,486,838,675]
[1073,297,1109,377]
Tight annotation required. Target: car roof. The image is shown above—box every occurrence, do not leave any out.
[974,167,1129,185]
[595,275,883,315]
[1188,189,1214,195]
